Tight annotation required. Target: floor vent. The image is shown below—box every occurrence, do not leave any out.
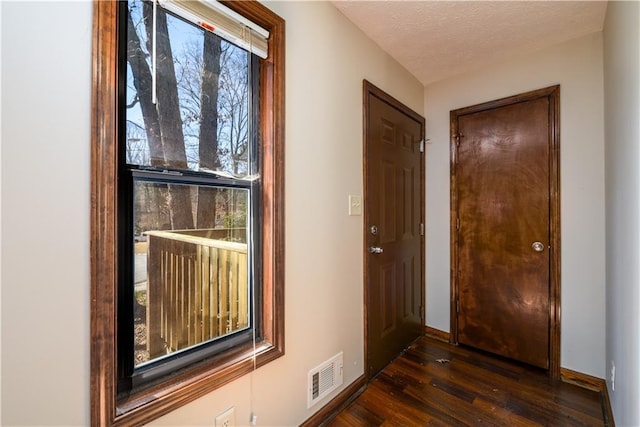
[307,352,343,408]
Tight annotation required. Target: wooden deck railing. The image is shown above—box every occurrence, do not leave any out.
[145,230,248,359]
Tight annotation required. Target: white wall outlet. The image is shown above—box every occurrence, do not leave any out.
[215,407,236,427]
[611,361,616,392]
[348,195,362,216]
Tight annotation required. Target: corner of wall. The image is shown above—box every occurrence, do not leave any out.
[603,1,640,425]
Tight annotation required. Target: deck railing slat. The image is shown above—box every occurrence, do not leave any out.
[145,231,247,360]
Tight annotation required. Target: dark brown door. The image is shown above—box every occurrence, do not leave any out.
[364,81,425,379]
[451,86,560,372]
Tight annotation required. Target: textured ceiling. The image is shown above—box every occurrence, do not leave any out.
[332,1,608,85]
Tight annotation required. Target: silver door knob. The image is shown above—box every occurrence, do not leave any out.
[369,246,384,254]
[532,241,544,252]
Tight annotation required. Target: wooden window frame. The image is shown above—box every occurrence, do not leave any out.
[90,1,285,425]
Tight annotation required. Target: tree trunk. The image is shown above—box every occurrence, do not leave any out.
[196,32,222,228]
[127,9,165,166]
[142,3,194,230]
[127,7,172,232]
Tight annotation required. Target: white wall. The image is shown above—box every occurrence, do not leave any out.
[1,2,93,426]
[424,33,606,378]
[0,1,3,422]
[0,1,423,426]
[603,1,640,425]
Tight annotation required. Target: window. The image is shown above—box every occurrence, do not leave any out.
[90,1,284,425]
[121,0,263,389]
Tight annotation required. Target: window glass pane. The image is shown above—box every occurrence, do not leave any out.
[126,0,252,176]
[133,180,250,367]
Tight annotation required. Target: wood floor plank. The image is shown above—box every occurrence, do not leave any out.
[390,355,511,408]
[325,337,606,427]
[472,397,540,427]
[334,402,384,426]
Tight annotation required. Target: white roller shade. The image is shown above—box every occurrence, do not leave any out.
[158,0,269,59]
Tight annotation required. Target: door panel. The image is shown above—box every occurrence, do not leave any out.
[380,263,396,336]
[380,161,397,244]
[452,87,559,371]
[365,82,424,379]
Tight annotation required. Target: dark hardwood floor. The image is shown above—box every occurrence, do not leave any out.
[327,337,607,426]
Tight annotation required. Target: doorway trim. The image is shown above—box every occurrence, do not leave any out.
[363,80,425,380]
[449,85,561,379]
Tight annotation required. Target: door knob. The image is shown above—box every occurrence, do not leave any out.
[369,246,384,254]
[531,241,544,252]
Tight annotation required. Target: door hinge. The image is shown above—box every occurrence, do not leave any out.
[456,300,460,313]
[456,217,460,230]
[420,223,424,236]
[419,139,425,153]
[454,133,463,146]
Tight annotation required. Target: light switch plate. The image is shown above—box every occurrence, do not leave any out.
[349,195,362,216]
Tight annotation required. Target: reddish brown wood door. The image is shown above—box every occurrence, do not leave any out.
[364,81,425,379]
[451,86,560,371]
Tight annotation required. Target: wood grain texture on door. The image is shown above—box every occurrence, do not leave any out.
[364,81,425,379]
[451,86,560,373]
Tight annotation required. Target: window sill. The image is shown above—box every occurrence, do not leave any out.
[115,340,283,423]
